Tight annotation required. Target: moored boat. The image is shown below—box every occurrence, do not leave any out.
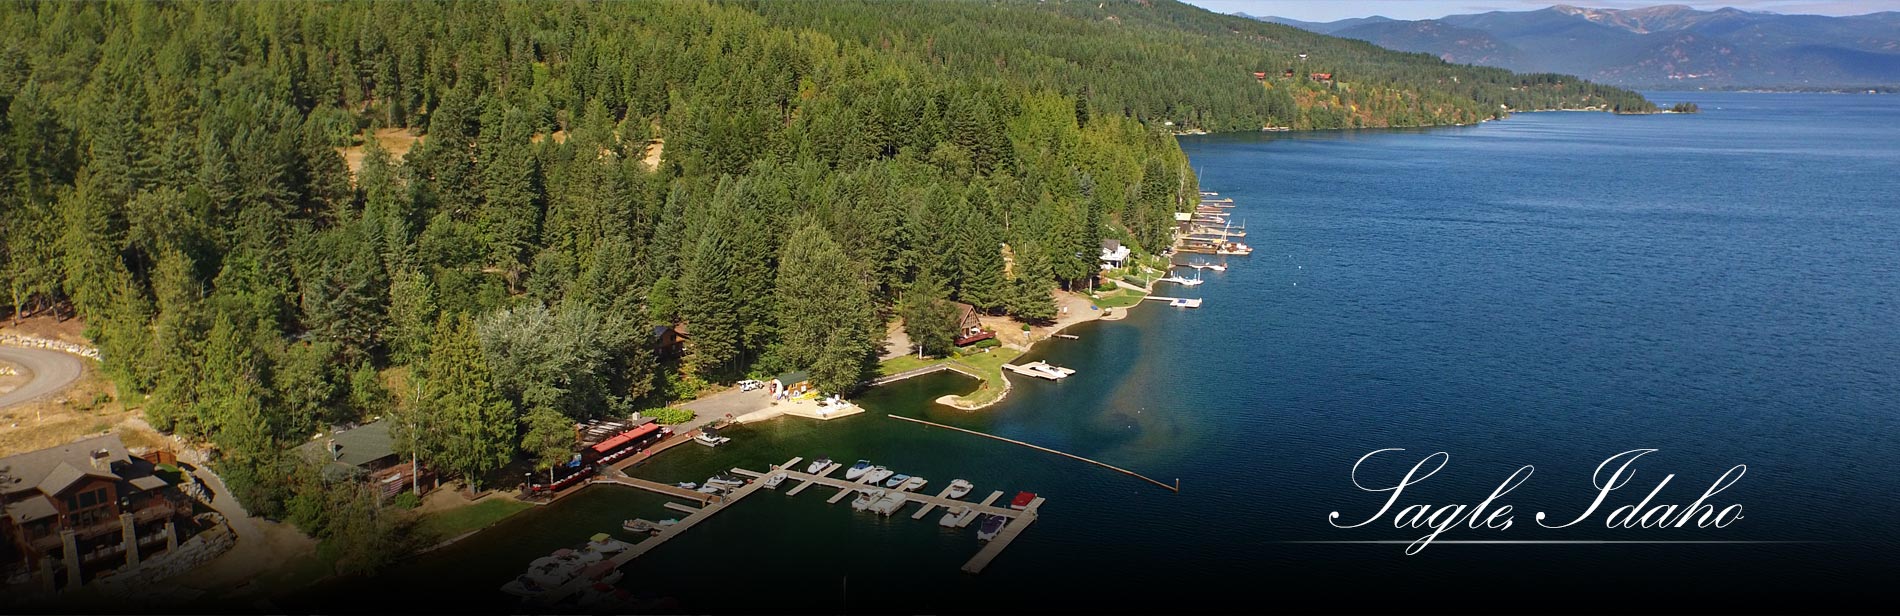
[851,489,883,511]
[946,479,973,499]
[807,457,832,474]
[883,473,911,488]
[901,476,927,492]
[588,532,632,555]
[871,491,909,516]
[674,481,698,490]
[1010,491,1038,509]
[977,514,1005,541]
[693,429,731,447]
[622,519,659,534]
[763,472,788,489]
[844,460,872,480]
[864,466,894,485]
[939,505,975,528]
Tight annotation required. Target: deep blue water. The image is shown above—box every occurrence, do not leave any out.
[299,93,1900,613]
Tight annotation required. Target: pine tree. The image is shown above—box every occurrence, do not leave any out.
[519,405,576,481]
[679,232,741,380]
[1008,241,1058,323]
[900,269,959,357]
[775,224,852,369]
[418,315,515,490]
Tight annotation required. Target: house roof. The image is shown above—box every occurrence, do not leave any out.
[129,476,170,491]
[1101,239,1121,251]
[773,370,810,386]
[37,462,117,496]
[0,434,131,498]
[296,421,400,469]
[4,494,57,524]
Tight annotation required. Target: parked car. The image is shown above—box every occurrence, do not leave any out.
[738,379,763,391]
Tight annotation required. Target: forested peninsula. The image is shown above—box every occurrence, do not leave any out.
[0,0,1651,573]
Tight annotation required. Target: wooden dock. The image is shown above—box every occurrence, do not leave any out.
[910,485,961,520]
[966,491,1004,527]
[1002,361,1074,380]
[544,456,802,603]
[962,497,1044,574]
[662,501,700,515]
[775,467,1026,521]
[887,414,1179,493]
[786,462,840,496]
[590,475,716,504]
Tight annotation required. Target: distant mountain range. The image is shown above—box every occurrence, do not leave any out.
[1242,5,1900,88]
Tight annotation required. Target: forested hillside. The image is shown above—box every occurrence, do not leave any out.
[0,0,1648,568]
[746,0,1657,128]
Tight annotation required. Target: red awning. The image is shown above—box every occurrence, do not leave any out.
[591,423,662,454]
[1011,491,1036,508]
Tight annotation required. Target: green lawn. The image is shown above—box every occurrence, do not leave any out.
[414,497,532,542]
[875,347,1024,408]
[877,354,939,376]
[942,347,1023,407]
[1092,289,1147,309]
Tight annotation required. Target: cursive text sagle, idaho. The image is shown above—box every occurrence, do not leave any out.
[1327,449,1746,554]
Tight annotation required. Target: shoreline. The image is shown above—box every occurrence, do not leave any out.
[928,284,1146,411]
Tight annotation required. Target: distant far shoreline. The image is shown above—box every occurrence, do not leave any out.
[1638,86,1895,94]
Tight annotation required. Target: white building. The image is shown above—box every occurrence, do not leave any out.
[1099,239,1131,269]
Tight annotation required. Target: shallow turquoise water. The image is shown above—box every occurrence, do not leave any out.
[299,93,1900,612]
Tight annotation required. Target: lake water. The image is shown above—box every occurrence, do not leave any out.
[297,93,1900,612]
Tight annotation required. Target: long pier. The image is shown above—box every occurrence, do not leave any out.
[590,474,716,504]
[543,456,803,603]
[962,497,1044,574]
[886,414,1179,493]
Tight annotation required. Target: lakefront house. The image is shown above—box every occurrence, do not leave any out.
[0,434,192,590]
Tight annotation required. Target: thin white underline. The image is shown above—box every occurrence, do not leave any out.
[1281,540,1820,544]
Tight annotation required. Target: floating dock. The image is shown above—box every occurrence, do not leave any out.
[544,456,803,603]
[1002,361,1075,380]
[1144,296,1204,308]
[962,497,1044,574]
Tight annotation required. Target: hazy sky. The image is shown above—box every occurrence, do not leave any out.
[1183,0,1900,22]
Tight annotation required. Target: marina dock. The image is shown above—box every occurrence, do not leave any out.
[910,484,960,520]
[962,497,1044,574]
[545,456,804,602]
[590,474,717,504]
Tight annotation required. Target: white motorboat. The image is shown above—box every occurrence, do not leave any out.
[674,482,698,490]
[864,466,894,485]
[763,472,788,489]
[844,460,872,480]
[622,519,659,534]
[871,491,909,516]
[705,475,745,489]
[851,489,883,511]
[939,505,976,528]
[946,479,973,499]
[977,514,1005,541]
[901,476,927,492]
[693,432,731,447]
[807,457,832,474]
[696,484,723,494]
[883,473,911,489]
[657,518,679,527]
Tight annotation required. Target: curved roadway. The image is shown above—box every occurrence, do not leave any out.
[0,346,86,409]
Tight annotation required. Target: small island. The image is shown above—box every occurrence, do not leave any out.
[1669,102,1702,113]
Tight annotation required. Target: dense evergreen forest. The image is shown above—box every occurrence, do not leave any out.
[0,0,1651,570]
